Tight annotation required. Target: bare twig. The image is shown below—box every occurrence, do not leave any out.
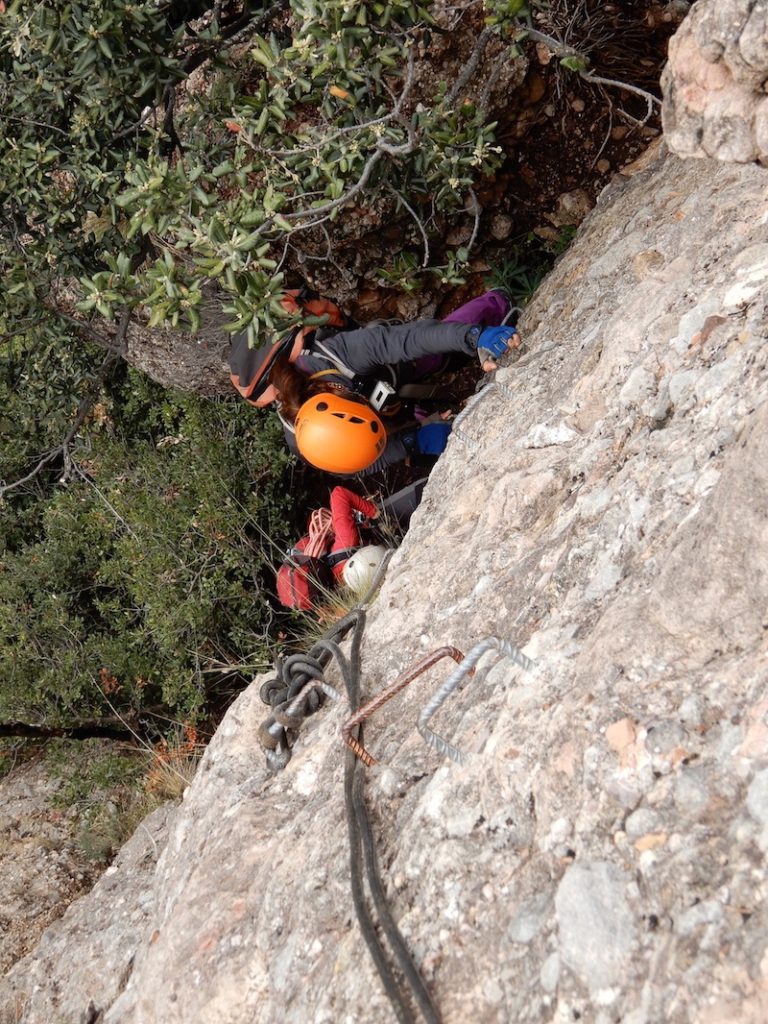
[388,185,430,267]
[0,720,137,741]
[479,44,515,112]
[182,0,288,76]
[444,26,495,107]
[0,311,130,499]
[466,187,481,255]
[140,822,160,861]
[105,106,155,148]
[2,114,69,137]
[251,45,417,161]
[443,0,485,33]
[281,132,416,224]
[68,460,140,540]
[55,311,130,355]
[519,26,660,122]
[0,317,47,344]
[581,71,660,119]
[590,107,614,170]
[523,26,582,60]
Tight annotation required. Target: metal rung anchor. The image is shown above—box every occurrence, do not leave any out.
[342,646,466,766]
[417,636,534,765]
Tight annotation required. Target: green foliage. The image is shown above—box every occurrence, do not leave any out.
[376,252,423,293]
[0,0,522,733]
[45,739,160,861]
[560,54,590,72]
[485,0,532,25]
[0,362,296,727]
[0,0,183,336]
[486,228,576,306]
[1,0,508,351]
[487,255,546,307]
[550,223,577,254]
[0,334,101,494]
[431,249,470,288]
[46,739,145,809]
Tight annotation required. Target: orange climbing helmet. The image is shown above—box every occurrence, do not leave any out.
[294,393,386,474]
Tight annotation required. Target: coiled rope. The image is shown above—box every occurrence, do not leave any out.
[304,506,334,558]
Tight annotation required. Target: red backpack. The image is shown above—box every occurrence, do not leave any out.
[275,536,333,611]
[229,287,354,407]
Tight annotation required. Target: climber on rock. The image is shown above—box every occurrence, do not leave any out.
[229,288,522,475]
[276,484,389,612]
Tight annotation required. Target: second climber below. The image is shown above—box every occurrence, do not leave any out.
[276,485,388,612]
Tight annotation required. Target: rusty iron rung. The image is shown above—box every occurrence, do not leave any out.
[346,733,375,768]
[342,646,465,767]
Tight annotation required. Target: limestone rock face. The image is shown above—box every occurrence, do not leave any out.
[0,805,173,1023]
[3,144,768,1023]
[662,0,768,163]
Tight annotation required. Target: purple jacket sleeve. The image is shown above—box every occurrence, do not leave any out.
[308,320,481,376]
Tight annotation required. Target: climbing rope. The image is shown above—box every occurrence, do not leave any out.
[257,549,440,1023]
[341,609,442,1024]
[304,506,334,558]
[257,550,394,770]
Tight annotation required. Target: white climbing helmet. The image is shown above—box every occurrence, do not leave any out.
[342,545,389,592]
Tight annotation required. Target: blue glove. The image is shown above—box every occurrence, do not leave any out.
[415,422,452,455]
[477,325,519,364]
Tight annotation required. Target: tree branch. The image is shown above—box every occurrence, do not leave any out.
[466,187,481,255]
[182,0,288,76]
[444,26,495,107]
[258,43,417,161]
[55,312,131,355]
[520,26,661,120]
[0,720,139,742]
[479,44,515,112]
[581,71,661,119]
[279,47,418,226]
[388,185,430,268]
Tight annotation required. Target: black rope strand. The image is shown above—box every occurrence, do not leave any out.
[341,612,418,1024]
[340,609,442,1024]
[258,553,440,1021]
[352,762,442,1024]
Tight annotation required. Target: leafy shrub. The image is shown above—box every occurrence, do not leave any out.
[0,366,296,726]
[1,0,511,353]
[486,228,576,306]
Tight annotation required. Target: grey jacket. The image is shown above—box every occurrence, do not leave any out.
[293,319,481,381]
[287,318,482,474]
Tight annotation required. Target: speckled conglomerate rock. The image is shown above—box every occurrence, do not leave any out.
[3,143,768,1024]
[662,0,768,163]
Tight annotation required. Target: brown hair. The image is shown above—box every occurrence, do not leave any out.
[269,355,354,423]
[268,355,310,423]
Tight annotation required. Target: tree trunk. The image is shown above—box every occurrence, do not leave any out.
[123,306,234,397]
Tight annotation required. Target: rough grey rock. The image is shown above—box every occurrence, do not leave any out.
[662,0,768,164]
[555,861,636,993]
[0,759,102,976]
[0,805,173,1023]
[3,143,768,1024]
